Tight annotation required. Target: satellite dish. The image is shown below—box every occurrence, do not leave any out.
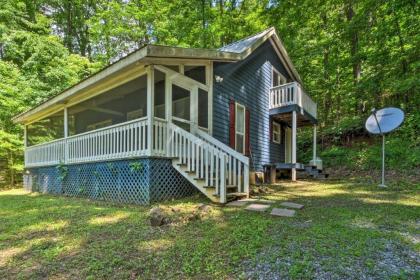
[365,107,405,188]
[365,107,404,134]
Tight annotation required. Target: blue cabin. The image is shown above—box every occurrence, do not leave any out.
[13,27,318,204]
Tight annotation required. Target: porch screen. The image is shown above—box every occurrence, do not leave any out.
[68,74,147,135]
[184,65,206,84]
[27,110,64,146]
[198,89,208,129]
[154,69,165,119]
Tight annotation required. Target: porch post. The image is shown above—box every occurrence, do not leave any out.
[23,125,27,167]
[64,107,68,138]
[313,124,317,163]
[64,107,68,163]
[147,66,155,156]
[165,70,172,156]
[23,125,27,148]
[191,86,199,134]
[291,110,297,181]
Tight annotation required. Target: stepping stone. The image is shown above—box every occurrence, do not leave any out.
[280,202,304,209]
[226,200,249,207]
[257,199,276,204]
[239,198,275,204]
[239,198,259,202]
[245,203,271,212]
[271,208,296,217]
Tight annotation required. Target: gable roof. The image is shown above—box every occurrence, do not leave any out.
[13,27,302,124]
[219,28,273,53]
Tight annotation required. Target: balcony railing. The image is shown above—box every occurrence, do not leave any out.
[269,82,317,119]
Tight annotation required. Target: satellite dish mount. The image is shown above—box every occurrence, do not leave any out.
[365,107,404,188]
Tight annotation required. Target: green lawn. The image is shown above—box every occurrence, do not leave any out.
[0,181,419,279]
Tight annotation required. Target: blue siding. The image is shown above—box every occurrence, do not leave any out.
[213,41,290,171]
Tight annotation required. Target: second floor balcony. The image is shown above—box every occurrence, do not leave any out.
[269,82,317,121]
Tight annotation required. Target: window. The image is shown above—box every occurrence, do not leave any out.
[272,67,287,87]
[235,103,246,154]
[273,122,281,144]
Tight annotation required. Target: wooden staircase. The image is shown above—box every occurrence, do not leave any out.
[168,123,250,203]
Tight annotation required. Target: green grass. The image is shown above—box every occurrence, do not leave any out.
[0,181,419,279]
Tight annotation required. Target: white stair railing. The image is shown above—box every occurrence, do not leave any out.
[167,123,249,203]
[196,129,249,196]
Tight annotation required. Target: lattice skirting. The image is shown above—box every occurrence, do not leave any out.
[23,158,196,205]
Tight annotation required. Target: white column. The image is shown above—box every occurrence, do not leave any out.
[165,71,172,156]
[207,62,213,135]
[64,107,68,138]
[23,125,27,167]
[23,125,27,148]
[313,124,317,163]
[291,110,297,181]
[147,66,154,156]
[64,107,68,163]
[191,86,198,134]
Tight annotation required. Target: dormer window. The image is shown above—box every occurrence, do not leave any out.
[272,67,287,87]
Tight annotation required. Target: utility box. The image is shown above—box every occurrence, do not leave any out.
[309,157,323,170]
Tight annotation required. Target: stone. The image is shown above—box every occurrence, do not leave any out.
[257,199,276,204]
[226,200,249,207]
[197,204,212,213]
[270,208,296,217]
[245,203,271,212]
[280,202,304,209]
[149,207,169,226]
[239,198,259,202]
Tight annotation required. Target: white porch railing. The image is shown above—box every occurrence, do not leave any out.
[269,82,317,119]
[25,138,66,167]
[66,117,149,164]
[25,117,149,168]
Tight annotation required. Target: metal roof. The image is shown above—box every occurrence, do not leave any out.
[219,28,274,53]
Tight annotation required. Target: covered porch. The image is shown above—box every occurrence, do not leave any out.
[22,63,213,168]
[268,82,318,181]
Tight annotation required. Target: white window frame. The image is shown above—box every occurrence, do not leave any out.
[272,122,281,144]
[235,102,246,154]
[272,66,287,87]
